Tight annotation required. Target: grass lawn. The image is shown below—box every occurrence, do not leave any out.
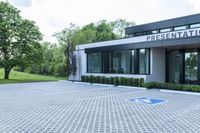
[0,69,67,84]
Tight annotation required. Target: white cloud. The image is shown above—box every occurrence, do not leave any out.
[4,0,198,42]
[189,0,200,12]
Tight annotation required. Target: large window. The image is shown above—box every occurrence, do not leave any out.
[167,49,200,84]
[87,52,102,73]
[190,23,200,29]
[87,49,150,75]
[185,50,198,84]
[139,49,150,74]
[112,50,131,74]
[168,50,180,83]
[174,26,187,31]
[160,28,171,33]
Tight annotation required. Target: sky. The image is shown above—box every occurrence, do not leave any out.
[2,0,200,42]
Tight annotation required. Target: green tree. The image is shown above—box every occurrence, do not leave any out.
[0,2,43,79]
[54,24,78,77]
[111,18,135,38]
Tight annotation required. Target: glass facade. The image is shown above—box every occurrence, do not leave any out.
[139,49,150,74]
[190,23,200,29]
[160,28,172,33]
[87,52,102,73]
[112,51,131,74]
[185,50,198,84]
[167,49,200,85]
[174,26,187,31]
[168,50,180,83]
[87,49,150,75]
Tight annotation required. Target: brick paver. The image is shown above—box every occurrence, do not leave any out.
[0,82,200,133]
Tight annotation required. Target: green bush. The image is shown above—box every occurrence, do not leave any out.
[85,76,90,82]
[143,82,200,92]
[114,77,120,86]
[124,78,130,86]
[81,75,86,82]
[81,75,145,88]
[100,76,106,84]
[135,78,139,86]
[96,76,101,83]
[110,77,114,85]
[90,75,94,84]
[139,78,145,87]
[105,78,110,84]
[127,78,133,86]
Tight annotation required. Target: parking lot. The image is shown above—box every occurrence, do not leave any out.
[0,81,200,133]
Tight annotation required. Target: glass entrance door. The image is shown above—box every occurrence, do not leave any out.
[168,50,180,83]
[185,50,198,84]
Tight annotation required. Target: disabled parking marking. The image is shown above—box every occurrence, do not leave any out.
[130,97,167,105]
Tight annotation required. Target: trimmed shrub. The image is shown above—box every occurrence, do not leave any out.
[139,78,145,87]
[127,78,133,86]
[85,76,90,82]
[143,82,200,93]
[129,78,134,86]
[100,76,106,84]
[96,76,101,83]
[124,78,130,86]
[135,78,139,86]
[81,75,86,82]
[90,75,94,84]
[110,77,114,85]
[114,77,120,86]
[105,78,110,84]
[120,77,125,85]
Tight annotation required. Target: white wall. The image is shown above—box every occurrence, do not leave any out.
[146,48,165,82]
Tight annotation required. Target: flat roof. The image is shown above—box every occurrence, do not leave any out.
[125,13,200,35]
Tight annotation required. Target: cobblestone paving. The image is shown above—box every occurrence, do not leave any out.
[0,82,200,133]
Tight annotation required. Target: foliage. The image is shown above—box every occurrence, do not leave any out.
[100,76,106,84]
[81,75,86,82]
[0,69,66,84]
[0,2,42,79]
[114,77,120,86]
[110,18,135,38]
[90,75,94,84]
[81,75,144,87]
[143,82,200,92]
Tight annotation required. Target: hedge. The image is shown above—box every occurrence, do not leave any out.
[81,75,143,87]
[143,82,200,92]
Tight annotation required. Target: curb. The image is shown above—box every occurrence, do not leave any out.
[117,85,147,90]
[160,89,200,96]
[59,80,146,89]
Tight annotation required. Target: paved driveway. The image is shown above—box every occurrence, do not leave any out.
[0,81,200,133]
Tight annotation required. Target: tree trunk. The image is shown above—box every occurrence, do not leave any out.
[4,68,12,80]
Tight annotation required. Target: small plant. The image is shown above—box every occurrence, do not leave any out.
[90,75,94,84]
[81,75,86,82]
[85,76,90,82]
[139,78,145,87]
[105,78,110,84]
[120,77,125,85]
[135,78,139,86]
[114,77,120,86]
[101,76,106,84]
[96,76,101,83]
[124,78,129,86]
[110,77,114,85]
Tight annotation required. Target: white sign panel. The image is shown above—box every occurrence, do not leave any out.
[146,28,200,42]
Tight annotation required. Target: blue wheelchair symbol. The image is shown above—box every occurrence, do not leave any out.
[130,97,167,105]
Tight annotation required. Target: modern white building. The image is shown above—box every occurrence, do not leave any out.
[70,14,200,84]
